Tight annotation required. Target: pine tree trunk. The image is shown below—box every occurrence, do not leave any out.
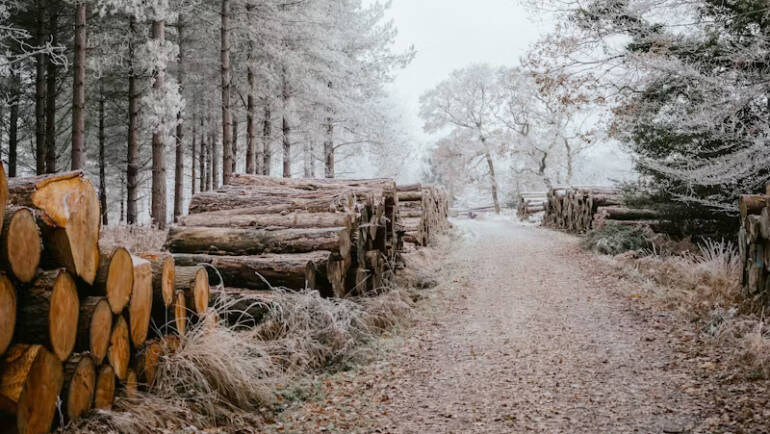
[126,18,139,224]
[191,112,197,196]
[200,117,206,192]
[35,4,46,175]
[99,79,108,226]
[174,20,185,223]
[263,102,272,175]
[232,117,238,173]
[247,57,257,174]
[8,72,19,177]
[324,119,334,178]
[221,0,233,185]
[303,141,311,178]
[151,19,168,229]
[282,69,291,178]
[211,126,218,189]
[44,6,58,174]
[71,2,87,170]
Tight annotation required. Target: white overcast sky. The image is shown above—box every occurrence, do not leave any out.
[385,0,551,139]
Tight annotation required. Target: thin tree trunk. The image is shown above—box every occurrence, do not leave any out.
[564,138,573,184]
[281,69,290,178]
[246,55,256,174]
[199,116,206,192]
[150,19,167,229]
[484,151,501,214]
[220,0,233,185]
[211,119,218,189]
[71,2,87,170]
[231,117,237,174]
[173,19,185,222]
[310,140,316,177]
[98,79,108,226]
[35,4,46,175]
[126,18,139,224]
[8,72,19,177]
[324,119,334,178]
[44,5,58,173]
[262,102,271,175]
[191,112,196,197]
[303,141,311,178]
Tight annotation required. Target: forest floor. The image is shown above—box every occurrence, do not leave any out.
[266,218,770,433]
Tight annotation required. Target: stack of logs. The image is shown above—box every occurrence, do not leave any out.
[167,174,402,299]
[0,170,211,433]
[542,187,659,233]
[516,192,547,221]
[396,184,450,248]
[738,193,770,295]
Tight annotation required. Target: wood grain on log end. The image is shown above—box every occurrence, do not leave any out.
[108,316,130,381]
[0,344,63,434]
[62,353,96,422]
[1,207,41,283]
[93,364,116,409]
[0,275,16,357]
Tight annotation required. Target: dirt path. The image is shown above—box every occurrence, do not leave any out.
[271,219,716,433]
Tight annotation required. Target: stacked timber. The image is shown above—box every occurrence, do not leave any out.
[738,193,770,296]
[170,174,402,297]
[396,184,450,247]
[0,170,206,433]
[543,186,651,233]
[516,192,547,221]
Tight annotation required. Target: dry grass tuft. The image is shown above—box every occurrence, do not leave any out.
[100,224,167,252]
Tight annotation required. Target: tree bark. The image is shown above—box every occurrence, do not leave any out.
[246,39,257,174]
[324,119,334,178]
[484,150,500,214]
[151,19,168,229]
[99,79,108,225]
[191,112,197,197]
[126,18,139,224]
[174,19,185,223]
[221,0,233,185]
[35,4,46,175]
[200,116,206,192]
[173,251,331,290]
[179,209,352,229]
[263,102,272,175]
[44,5,58,174]
[71,2,87,170]
[282,69,291,178]
[8,72,19,178]
[166,226,352,259]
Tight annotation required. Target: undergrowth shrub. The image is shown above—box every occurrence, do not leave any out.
[583,224,651,255]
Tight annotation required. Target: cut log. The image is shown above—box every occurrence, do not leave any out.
[179,210,353,230]
[174,266,210,315]
[62,353,96,422]
[16,269,79,361]
[172,290,187,335]
[135,252,175,308]
[0,275,16,357]
[93,364,115,409]
[108,315,130,381]
[123,368,138,397]
[166,226,352,259]
[397,191,422,202]
[740,194,768,220]
[135,338,163,386]
[92,247,134,314]
[188,191,351,214]
[75,297,112,365]
[0,164,8,231]
[594,206,661,221]
[0,207,41,283]
[0,344,63,434]
[172,252,331,290]
[209,288,275,328]
[128,255,153,347]
[7,171,100,284]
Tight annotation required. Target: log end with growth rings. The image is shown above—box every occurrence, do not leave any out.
[108,316,130,381]
[104,247,135,314]
[88,298,113,365]
[129,255,153,347]
[48,270,80,361]
[93,364,116,409]
[1,207,41,283]
[63,353,96,422]
[0,275,16,357]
